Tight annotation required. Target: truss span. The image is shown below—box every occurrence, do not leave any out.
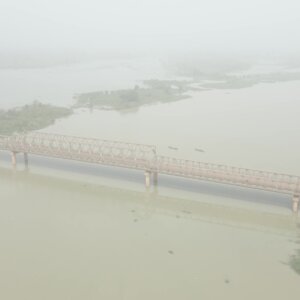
[1,133,157,170]
[0,133,299,197]
[154,156,300,195]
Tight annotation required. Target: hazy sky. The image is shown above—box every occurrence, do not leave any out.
[1,0,299,56]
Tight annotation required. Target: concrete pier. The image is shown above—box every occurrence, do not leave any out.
[11,152,17,167]
[153,172,158,185]
[145,171,151,188]
[24,153,29,168]
[292,195,299,213]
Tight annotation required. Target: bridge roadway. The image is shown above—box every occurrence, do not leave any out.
[0,132,299,212]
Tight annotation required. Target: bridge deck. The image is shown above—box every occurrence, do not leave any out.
[1,133,299,196]
[155,156,300,195]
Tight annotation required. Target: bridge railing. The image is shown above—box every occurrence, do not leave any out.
[5,133,157,170]
[1,133,300,195]
[155,155,300,194]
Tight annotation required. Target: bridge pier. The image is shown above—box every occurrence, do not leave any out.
[145,171,151,188]
[153,172,158,185]
[10,152,29,169]
[292,195,299,214]
[11,151,17,167]
[24,153,29,169]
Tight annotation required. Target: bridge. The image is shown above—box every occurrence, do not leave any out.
[0,132,299,213]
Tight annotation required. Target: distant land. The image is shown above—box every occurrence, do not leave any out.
[193,71,300,90]
[1,69,300,135]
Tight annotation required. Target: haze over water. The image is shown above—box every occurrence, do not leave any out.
[1,57,300,299]
[1,0,300,299]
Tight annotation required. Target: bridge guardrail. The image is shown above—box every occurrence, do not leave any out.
[155,155,300,194]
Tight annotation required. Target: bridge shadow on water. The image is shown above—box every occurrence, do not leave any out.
[1,159,299,238]
[0,151,292,210]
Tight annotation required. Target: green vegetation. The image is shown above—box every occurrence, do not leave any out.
[0,101,72,135]
[74,80,191,110]
[74,70,300,111]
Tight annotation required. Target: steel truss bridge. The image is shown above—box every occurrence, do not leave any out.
[0,133,299,212]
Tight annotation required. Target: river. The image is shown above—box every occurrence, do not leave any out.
[0,60,300,299]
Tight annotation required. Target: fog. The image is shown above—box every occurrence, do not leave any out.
[1,0,300,65]
[1,1,300,299]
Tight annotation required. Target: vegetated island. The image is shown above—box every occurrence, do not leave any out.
[0,101,72,135]
[74,71,300,111]
[74,80,191,110]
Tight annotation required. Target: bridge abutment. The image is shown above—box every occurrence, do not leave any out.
[292,195,299,214]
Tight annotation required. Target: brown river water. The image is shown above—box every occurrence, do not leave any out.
[0,61,300,299]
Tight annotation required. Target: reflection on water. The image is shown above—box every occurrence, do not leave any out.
[0,165,299,300]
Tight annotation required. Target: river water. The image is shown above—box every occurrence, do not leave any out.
[46,80,300,175]
[0,60,300,299]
